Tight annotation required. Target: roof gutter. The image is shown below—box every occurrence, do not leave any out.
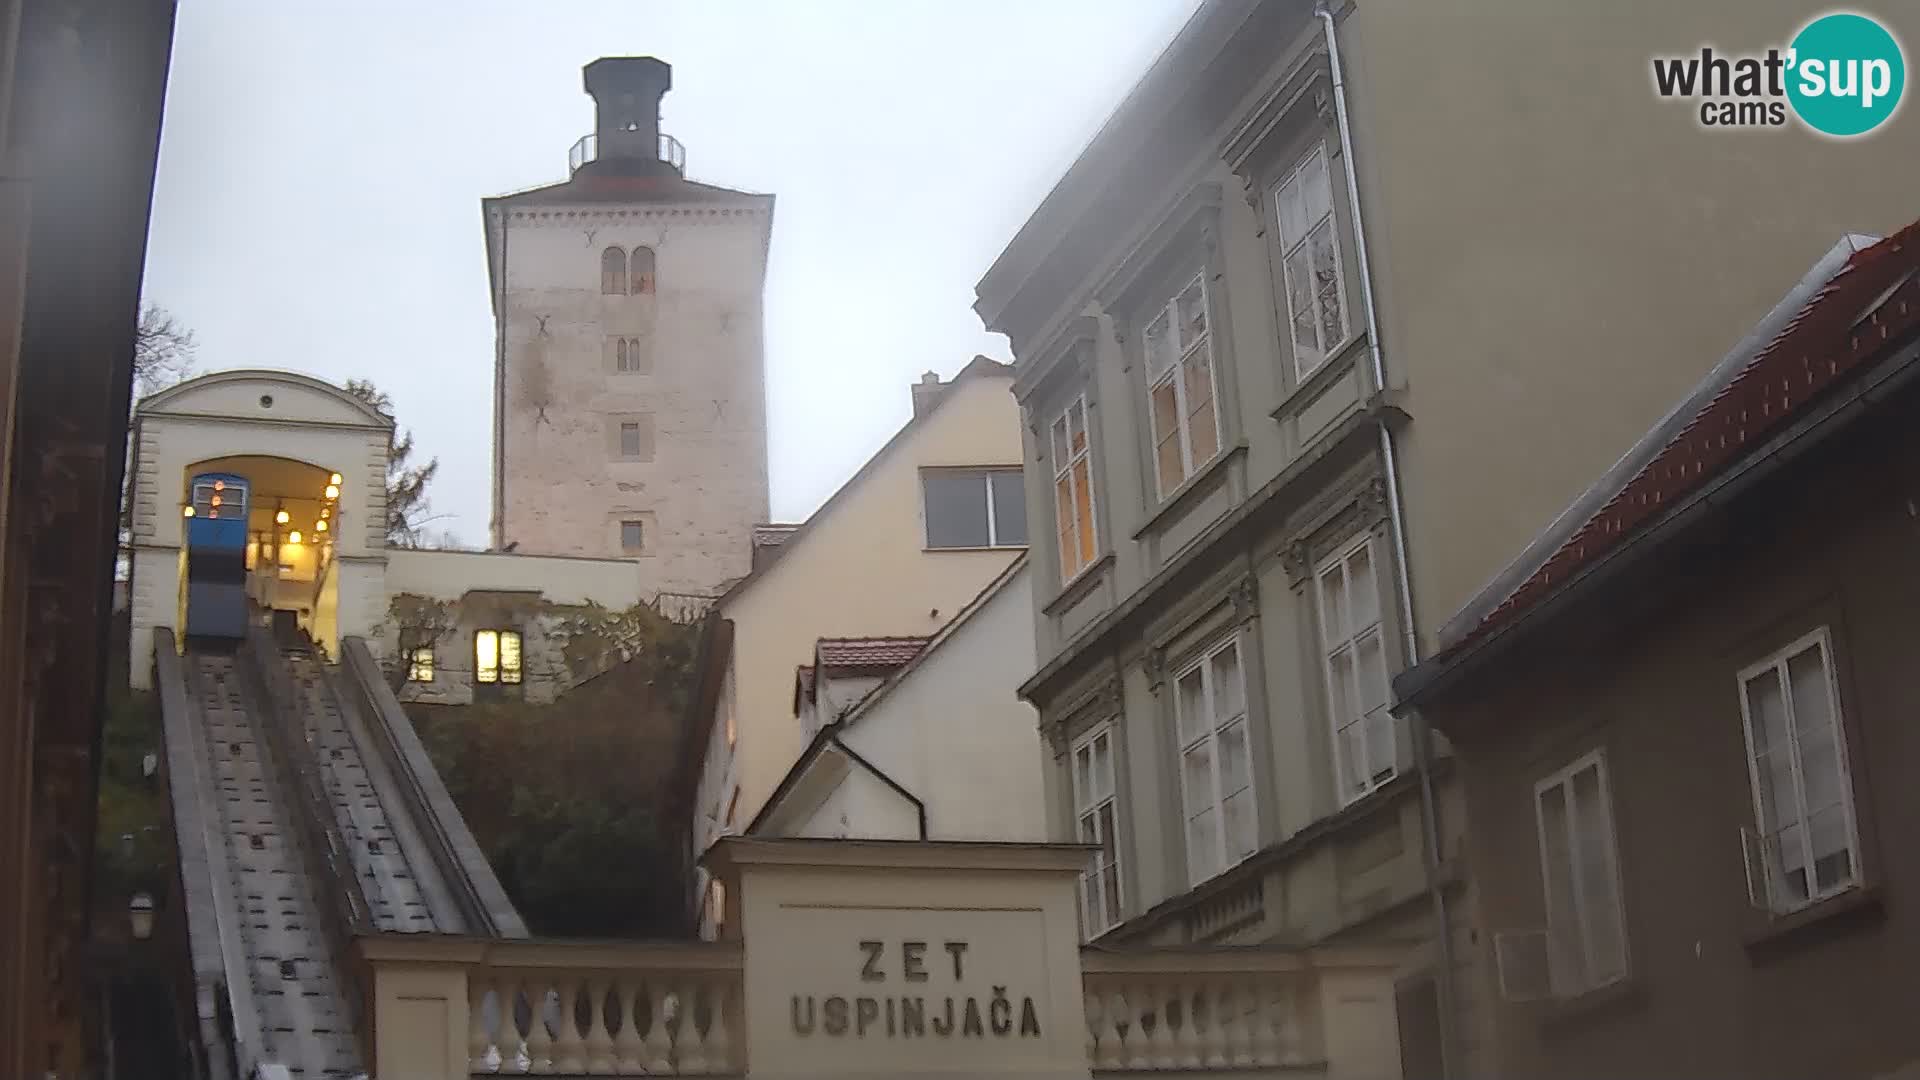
[830,733,929,841]
[1434,234,1867,648]
[745,724,930,841]
[1395,335,1920,714]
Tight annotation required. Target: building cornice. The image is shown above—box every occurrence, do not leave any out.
[702,836,1096,876]
[499,205,770,226]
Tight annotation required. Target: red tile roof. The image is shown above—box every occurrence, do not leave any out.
[814,637,931,669]
[1446,221,1920,656]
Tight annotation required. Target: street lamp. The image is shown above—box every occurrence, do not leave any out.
[129,893,154,941]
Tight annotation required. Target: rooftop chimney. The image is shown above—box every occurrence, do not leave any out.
[580,57,679,176]
[910,371,943,418]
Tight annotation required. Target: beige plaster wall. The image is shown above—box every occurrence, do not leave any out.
[1337,0,1920,640]
[492,199,772,597]
[705,373,1024,847]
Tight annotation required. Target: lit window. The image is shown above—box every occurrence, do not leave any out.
[1274,143,1349,378]
[620,519,645,553]
[631,246,656,295]
[475,629,523,686]
[922,468,1026,549]
[601,246,628,294]
[1318,536,1395,803]
[1173,637,1254,886]
[1051,396,1098,582]
[1738,628,1861,915]
[1534,750,1628,995]
[406,647,435,683]
[1143,274,1220,496]
[1072,724,1123,937]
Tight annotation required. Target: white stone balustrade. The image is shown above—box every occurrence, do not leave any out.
[357,936,745,1079]
[355,842,1407,1080]
[467,942,743,1076]
[1080,947,1363,1074]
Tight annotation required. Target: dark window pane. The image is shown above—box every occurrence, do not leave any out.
[924,471,989,548]
[991,470,1027,546]
[601,247,627,294]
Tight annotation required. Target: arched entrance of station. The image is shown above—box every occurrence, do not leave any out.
[179,453,349,654]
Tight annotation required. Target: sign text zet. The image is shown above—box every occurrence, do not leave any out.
[790,939,1043,1040]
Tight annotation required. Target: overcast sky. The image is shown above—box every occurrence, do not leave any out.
[141,1,1201,544]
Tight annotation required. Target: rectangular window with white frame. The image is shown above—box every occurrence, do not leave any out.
[1051,396,1098,582]
[1173,637,1255,887]
[1071,724,1123,938]
[1274,143,1350,380]
[1144,273,1222,497]
[922,468,1027,549]
[1737,628,1861,915]
[1533,750,1628,996]
[1317,536,1395,803]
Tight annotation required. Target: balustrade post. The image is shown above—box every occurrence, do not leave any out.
[676,981,710,1074]
[1145,981,1177,1068]
[641,981,674,1072]
[1083,989,1102,1068]
[469,975,495,1073]
[1174,981,1203,1068]
[556,979,589,1072]
[584,976,617,1074]
[1210,980,1240,1068]
[611,977,646,1072]
[524,979,554,1074]
[1248,984,1281,1066]
[706,977,735,1072]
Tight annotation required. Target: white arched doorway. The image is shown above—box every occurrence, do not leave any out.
[128,370,392,686]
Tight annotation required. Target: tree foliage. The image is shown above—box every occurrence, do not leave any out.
[410,605,701,938]
[342,378,441,548]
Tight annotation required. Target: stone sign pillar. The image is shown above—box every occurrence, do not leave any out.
[706,837,1095,1080]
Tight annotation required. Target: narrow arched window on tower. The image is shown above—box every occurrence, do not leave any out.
[631,246,656,296]
[601,246,628,295]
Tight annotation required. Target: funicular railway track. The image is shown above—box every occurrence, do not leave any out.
[186,648,363,1078]
[159,621,526,1079]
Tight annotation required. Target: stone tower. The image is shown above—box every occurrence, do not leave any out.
[482,57,772,596]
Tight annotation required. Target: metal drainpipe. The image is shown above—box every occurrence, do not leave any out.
[1314,5,1460,1076]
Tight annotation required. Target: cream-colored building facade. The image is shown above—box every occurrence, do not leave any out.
[976,3,1920,1079]
[484,57,772,597]
[686,359,1026,936]
[750,557,1047,846]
